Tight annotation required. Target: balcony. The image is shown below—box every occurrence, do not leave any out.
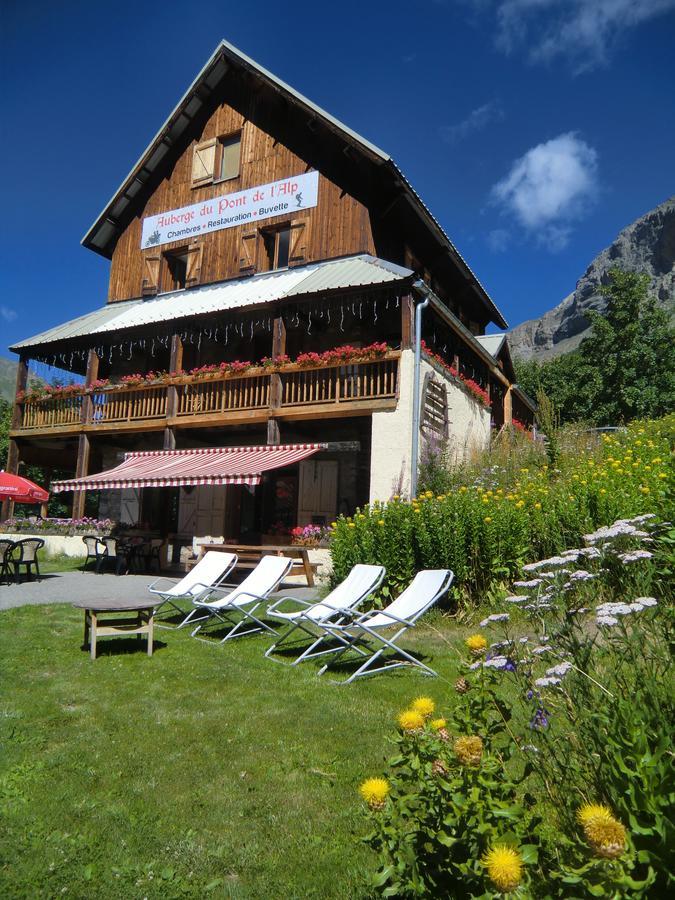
[12,352,400,437]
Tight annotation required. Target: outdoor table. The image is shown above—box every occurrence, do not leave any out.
[72,598,160,659]
[188,543,318,585]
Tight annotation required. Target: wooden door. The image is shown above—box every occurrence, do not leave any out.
[297,460,338,526]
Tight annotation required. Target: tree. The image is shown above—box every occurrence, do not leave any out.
[515,270,675,425]
[580,269,675,424]
[0,398,11,469]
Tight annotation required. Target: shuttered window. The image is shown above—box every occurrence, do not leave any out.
[142,254,161,296]
[191,139,218,186]
[191,133,241,187]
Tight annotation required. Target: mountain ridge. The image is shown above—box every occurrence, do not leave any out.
[509,196,675,360]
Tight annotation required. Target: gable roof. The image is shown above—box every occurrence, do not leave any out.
[81,39,508,330]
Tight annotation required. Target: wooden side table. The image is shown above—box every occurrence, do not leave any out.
[73,599,159,659]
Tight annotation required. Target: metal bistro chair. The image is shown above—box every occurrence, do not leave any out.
[0,538,16,586]
[10,538,45,582]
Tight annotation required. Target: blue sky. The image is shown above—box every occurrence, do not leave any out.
[2,0,674,357]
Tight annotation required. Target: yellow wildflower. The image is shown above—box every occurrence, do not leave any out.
[430,717,447,731]
[585,818,627,859]
[411,696,435,718]
[516,500,524,509]
[640,486,650,494]
[359,777,390,810]
[482,845,523,893]
[348,522,356,528]
[576,803,614,828]
[378,519,385,526]
[465,633,487,654]
[330,522,337,528]
[454,735,483,766]
[484,516,492,523]
[425,490,434,498]
[534,502,542,510]
[392,494,400,501]
[397,709,425,733]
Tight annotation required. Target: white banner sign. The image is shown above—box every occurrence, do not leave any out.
[141,170,319,249]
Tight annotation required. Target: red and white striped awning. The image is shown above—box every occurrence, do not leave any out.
[51,444,325,493]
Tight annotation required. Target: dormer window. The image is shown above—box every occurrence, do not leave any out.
[191,132,241,187]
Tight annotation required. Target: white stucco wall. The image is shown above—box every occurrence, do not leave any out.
[369,348,415,502]
[369,351,491,502]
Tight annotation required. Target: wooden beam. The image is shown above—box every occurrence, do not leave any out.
[82,349,100,425]
[267,316,286,445]
[401,295,414,350]
[504,386,513,426]
[71,434,91,520]
[165,334,184,449]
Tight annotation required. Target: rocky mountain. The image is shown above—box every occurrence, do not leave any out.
[509,196,675,360]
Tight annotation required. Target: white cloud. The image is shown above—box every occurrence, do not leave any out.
[440,100,505,144]
[490,132,598,250]
[467,0,675,72]
[487,228,511,252]
[1,305,17,323]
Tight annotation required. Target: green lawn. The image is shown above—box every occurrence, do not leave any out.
[0,603,466,899]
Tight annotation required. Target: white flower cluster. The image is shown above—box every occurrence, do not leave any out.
[534,661,573,687]
[480,613,510,627]
[617,550,653,563]
[595,597,658,626]
[522,555,570,573]
[584,522,649,545]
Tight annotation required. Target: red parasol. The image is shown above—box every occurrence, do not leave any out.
[0,471,50,504]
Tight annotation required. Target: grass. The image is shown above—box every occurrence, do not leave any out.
[0,602,469,899]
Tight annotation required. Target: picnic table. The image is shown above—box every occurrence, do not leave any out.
[189,543,319,586]
[73,598,161,659]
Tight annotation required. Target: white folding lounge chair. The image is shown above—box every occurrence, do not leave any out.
[264,564,386,665]
[189,554,295,643]
[147,550,237,625]
[315,569,454,683]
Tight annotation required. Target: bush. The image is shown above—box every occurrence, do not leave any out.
[331,415,674,604]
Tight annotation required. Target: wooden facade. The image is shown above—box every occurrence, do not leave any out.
[109,106,376,303]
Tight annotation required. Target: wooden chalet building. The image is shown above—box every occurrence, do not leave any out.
[4,40,534,541]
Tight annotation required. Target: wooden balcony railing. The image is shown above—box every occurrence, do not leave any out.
[280,357,399,407]
[20,393,84,430]
[14,352,400,434]
[176,373,270,417]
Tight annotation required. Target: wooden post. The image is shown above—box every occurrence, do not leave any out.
[1,356,29,521]
[400,295,414,350]
[70,350,100,519]
[504,386,513,427]
[71,434,91,520]
[81,349,100,425]
[164,334,183,450]
[267,315,286,445]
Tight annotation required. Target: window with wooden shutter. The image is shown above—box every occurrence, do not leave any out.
[185,243,204,287]
[239,232,258,272]
[421,373,449,439]
[142,254,160,296]
[289,220,307,262]
[191,138,218,186]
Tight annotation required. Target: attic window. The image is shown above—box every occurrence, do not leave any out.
[191,132,241,187]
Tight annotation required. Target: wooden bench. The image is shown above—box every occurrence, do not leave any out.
[187,543,319,586]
